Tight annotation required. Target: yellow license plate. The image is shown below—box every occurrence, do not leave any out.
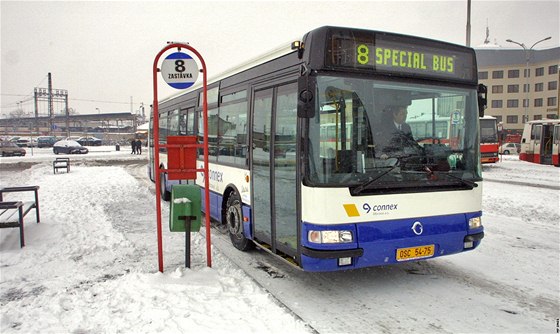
[396,245,435,261]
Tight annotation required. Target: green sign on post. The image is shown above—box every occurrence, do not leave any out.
[169,184,201,232]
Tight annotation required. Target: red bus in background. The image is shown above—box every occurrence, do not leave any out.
[505,133,521,144]
[520,119,560,166]
[554,124,560,167]
[479,116,499,163]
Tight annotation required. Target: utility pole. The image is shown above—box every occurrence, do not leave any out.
[34,75,68,136]
[506,37,552,123]
[466,0,471,47]
[34,89,39,134]
[65,93,70,137]
[48,72,54,135]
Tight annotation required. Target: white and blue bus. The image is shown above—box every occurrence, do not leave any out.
[150,26,486,272]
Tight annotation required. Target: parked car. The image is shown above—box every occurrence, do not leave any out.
[499,142,521,155]
[37,136,58,148]
[53,140,89,154]
[76,136,102,146]
[15,139,31,147]
[0,141,26,156]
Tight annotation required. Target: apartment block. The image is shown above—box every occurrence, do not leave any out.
[476,47,559,134]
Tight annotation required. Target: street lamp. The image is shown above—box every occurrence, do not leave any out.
[506,36,552,123]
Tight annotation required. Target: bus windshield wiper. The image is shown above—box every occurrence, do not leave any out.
[424,166,478,189]
[351,166,399,195]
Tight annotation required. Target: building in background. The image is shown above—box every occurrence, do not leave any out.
[476,47,559,136]
[0,112,144,144]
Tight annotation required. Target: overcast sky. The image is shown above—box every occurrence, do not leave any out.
[1,0,558,118]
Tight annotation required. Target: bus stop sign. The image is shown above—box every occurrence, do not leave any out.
[160,52,199,89]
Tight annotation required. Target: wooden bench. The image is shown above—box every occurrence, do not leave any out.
[0,186,40,248]
[53,157,70,174]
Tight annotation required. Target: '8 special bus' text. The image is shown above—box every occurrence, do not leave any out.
[357,45,454,73]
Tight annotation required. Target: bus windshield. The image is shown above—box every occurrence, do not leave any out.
[306,75,481,192]
[479,118,498,143]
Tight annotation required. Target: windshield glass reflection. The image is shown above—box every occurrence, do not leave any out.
[306,75,482,193]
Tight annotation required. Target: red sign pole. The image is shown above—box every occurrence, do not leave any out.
[152,43,211,272]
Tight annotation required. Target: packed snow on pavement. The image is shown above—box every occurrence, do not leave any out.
[0,147,311,333]
[0,147,558,333]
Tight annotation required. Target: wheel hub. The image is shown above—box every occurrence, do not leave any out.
[227,205,242,236]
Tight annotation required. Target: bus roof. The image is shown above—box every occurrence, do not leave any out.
[525,119,560,125]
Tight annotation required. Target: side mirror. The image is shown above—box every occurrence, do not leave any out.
[297,75,316,118]
[477,84,487,117]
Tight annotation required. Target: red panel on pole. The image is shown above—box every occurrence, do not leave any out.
[167,136,197,180]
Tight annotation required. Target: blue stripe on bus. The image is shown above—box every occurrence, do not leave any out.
[300,212,483,272]
[198,186,483,272]
[242,205,252,240]
[200,189,223,222]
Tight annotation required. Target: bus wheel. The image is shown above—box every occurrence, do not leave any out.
[160,172,171,201]
[226,190,254,251]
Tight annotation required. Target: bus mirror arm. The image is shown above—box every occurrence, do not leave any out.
[477,84,487,117]
[297,74,316,118]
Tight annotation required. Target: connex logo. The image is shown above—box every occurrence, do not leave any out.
[342,202,399,217]
[198,165,223,183]
[363,203,398,214]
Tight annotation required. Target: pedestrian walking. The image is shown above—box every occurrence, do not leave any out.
[136,139,142,155]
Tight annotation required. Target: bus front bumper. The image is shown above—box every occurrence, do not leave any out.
[300,213,483,272]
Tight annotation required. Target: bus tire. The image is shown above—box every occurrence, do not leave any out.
[226,190,254,251]
[160,172,171,201]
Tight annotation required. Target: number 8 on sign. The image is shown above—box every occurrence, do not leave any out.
[161,52,199,89]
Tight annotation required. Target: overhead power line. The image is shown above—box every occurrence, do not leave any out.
[70,98,130,105]
[1,95,131,109]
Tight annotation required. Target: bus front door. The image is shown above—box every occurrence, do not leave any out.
[532,124,543,163]
[251,82,298,258]
[553,125,560,167]
[541,124,554,165]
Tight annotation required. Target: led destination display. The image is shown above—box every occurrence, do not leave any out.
[326,29,477,82]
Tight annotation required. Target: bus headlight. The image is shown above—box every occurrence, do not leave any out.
[308,230,353,243]
[468,216,482,229]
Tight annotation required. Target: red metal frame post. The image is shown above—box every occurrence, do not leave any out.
[152,43,211,272]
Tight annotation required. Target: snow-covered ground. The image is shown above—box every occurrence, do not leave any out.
[1,147,311,333]
[0,147,558,333]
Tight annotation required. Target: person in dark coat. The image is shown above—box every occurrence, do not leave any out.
[131,139,137,154]
[374,105,416,159]
[135,139,142,155]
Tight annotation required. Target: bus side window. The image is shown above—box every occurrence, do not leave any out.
[534,125,542,141]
